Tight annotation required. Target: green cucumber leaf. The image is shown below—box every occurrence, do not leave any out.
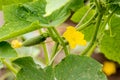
[99,15,120,63]
[3,0,70,27]
[55,55,107,80]
[0,0,71,41]
[13,55,107,80]
[0,41,17,58]
[13,57,54,80]
[0,0,32,10]
[71,6,95,41]
[0,21,40,42]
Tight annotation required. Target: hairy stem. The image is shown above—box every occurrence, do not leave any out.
[95,0,101,13]
[81,13,103,55]
[1,59,17,75]
[77,12,97,31]
[47,28,57,42]
[98,7,118,39]
[50,42,59,60]
[87,42,97,56]
[41,43,50,65]
[76,5,95,27]
[39,29,50,65]
[52,27,69,56]
[49,47,63,65]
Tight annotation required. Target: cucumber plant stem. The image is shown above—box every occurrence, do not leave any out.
[77,12,97,31]
[1,58,17,75]
[95,0,101,13]
[47,28,58,42]
[98,7,118,39]
[81,13,103,55]
[39,30,50,65]
[52,27,69,56]
[76,5,95,28]
[86,42,97,56]
[41,43,50,65]
[49,47,63,65]
[50,42,59,60]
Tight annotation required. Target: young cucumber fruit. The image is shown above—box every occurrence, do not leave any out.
[22,33,49,46]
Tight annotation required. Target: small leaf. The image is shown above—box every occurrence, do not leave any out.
[0,41,17,58]
[55,55,107,80]
[99,15,120,63]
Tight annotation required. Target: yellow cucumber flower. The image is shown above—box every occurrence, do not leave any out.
[102,61,116,76]
[63,26,86,49]
[11,40,22,48]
